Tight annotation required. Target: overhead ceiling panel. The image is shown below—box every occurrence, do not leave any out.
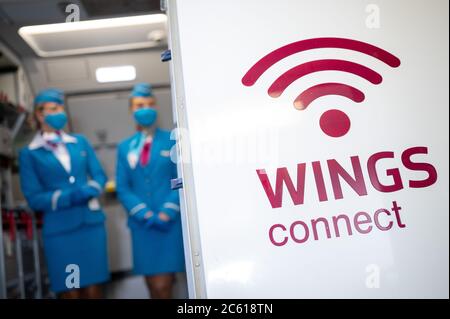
[18,14,167,57]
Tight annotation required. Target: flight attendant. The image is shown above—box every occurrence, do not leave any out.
[116,83,184,299]
[19,88,110,298]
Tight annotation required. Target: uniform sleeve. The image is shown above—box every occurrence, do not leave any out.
[19,149,72,212]
[158,141,181,220]
[79,135,107,192]
[115,144,148,217]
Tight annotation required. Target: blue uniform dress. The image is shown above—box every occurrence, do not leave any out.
[19,132,110,293]
[116,128,185,275]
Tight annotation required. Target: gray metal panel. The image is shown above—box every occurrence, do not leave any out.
[24,49,170,94]
[0,173,6,298]
[45,59,90,83]
[166,0,207,299]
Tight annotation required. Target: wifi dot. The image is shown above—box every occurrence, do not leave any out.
[319,109,351,138]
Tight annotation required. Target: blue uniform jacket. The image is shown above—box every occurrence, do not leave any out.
[116,129,180,229]
[19,133,107,236]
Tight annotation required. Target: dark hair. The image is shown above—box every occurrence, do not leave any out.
[33,103,44,130]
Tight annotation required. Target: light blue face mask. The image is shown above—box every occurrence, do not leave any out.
[134,108,157,127]
[44,112,67,130]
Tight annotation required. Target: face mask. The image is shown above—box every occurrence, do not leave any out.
[134,108,157,127]
[44,112,67,130]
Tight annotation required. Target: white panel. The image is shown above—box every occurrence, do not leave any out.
[169,0,449,298]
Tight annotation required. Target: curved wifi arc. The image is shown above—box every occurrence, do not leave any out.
[241,37,401,137]
[242,37,400,108]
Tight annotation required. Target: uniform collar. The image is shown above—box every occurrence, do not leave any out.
[29,131,77,150]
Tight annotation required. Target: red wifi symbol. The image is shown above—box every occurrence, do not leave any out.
[242,37,401,138]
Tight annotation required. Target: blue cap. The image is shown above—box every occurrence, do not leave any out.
[130,83,154,98]
[34,88,64,107]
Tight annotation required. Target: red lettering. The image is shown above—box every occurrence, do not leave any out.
[391,201,406,228]
[332,214,353,237]
[354,212,373,234]
[402,146,438,188]
[290,221,309,244]
[256,164,306,209]
[311,217,332,240]
[312,161,328,202]
[373,209,393,231]
[327,156,368,200]
[367,151,404,192]
[269,224,288,246]
[269,201,405,246]
[257,146,437,208]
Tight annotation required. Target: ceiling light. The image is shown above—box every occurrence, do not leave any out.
[95,65,136,83]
